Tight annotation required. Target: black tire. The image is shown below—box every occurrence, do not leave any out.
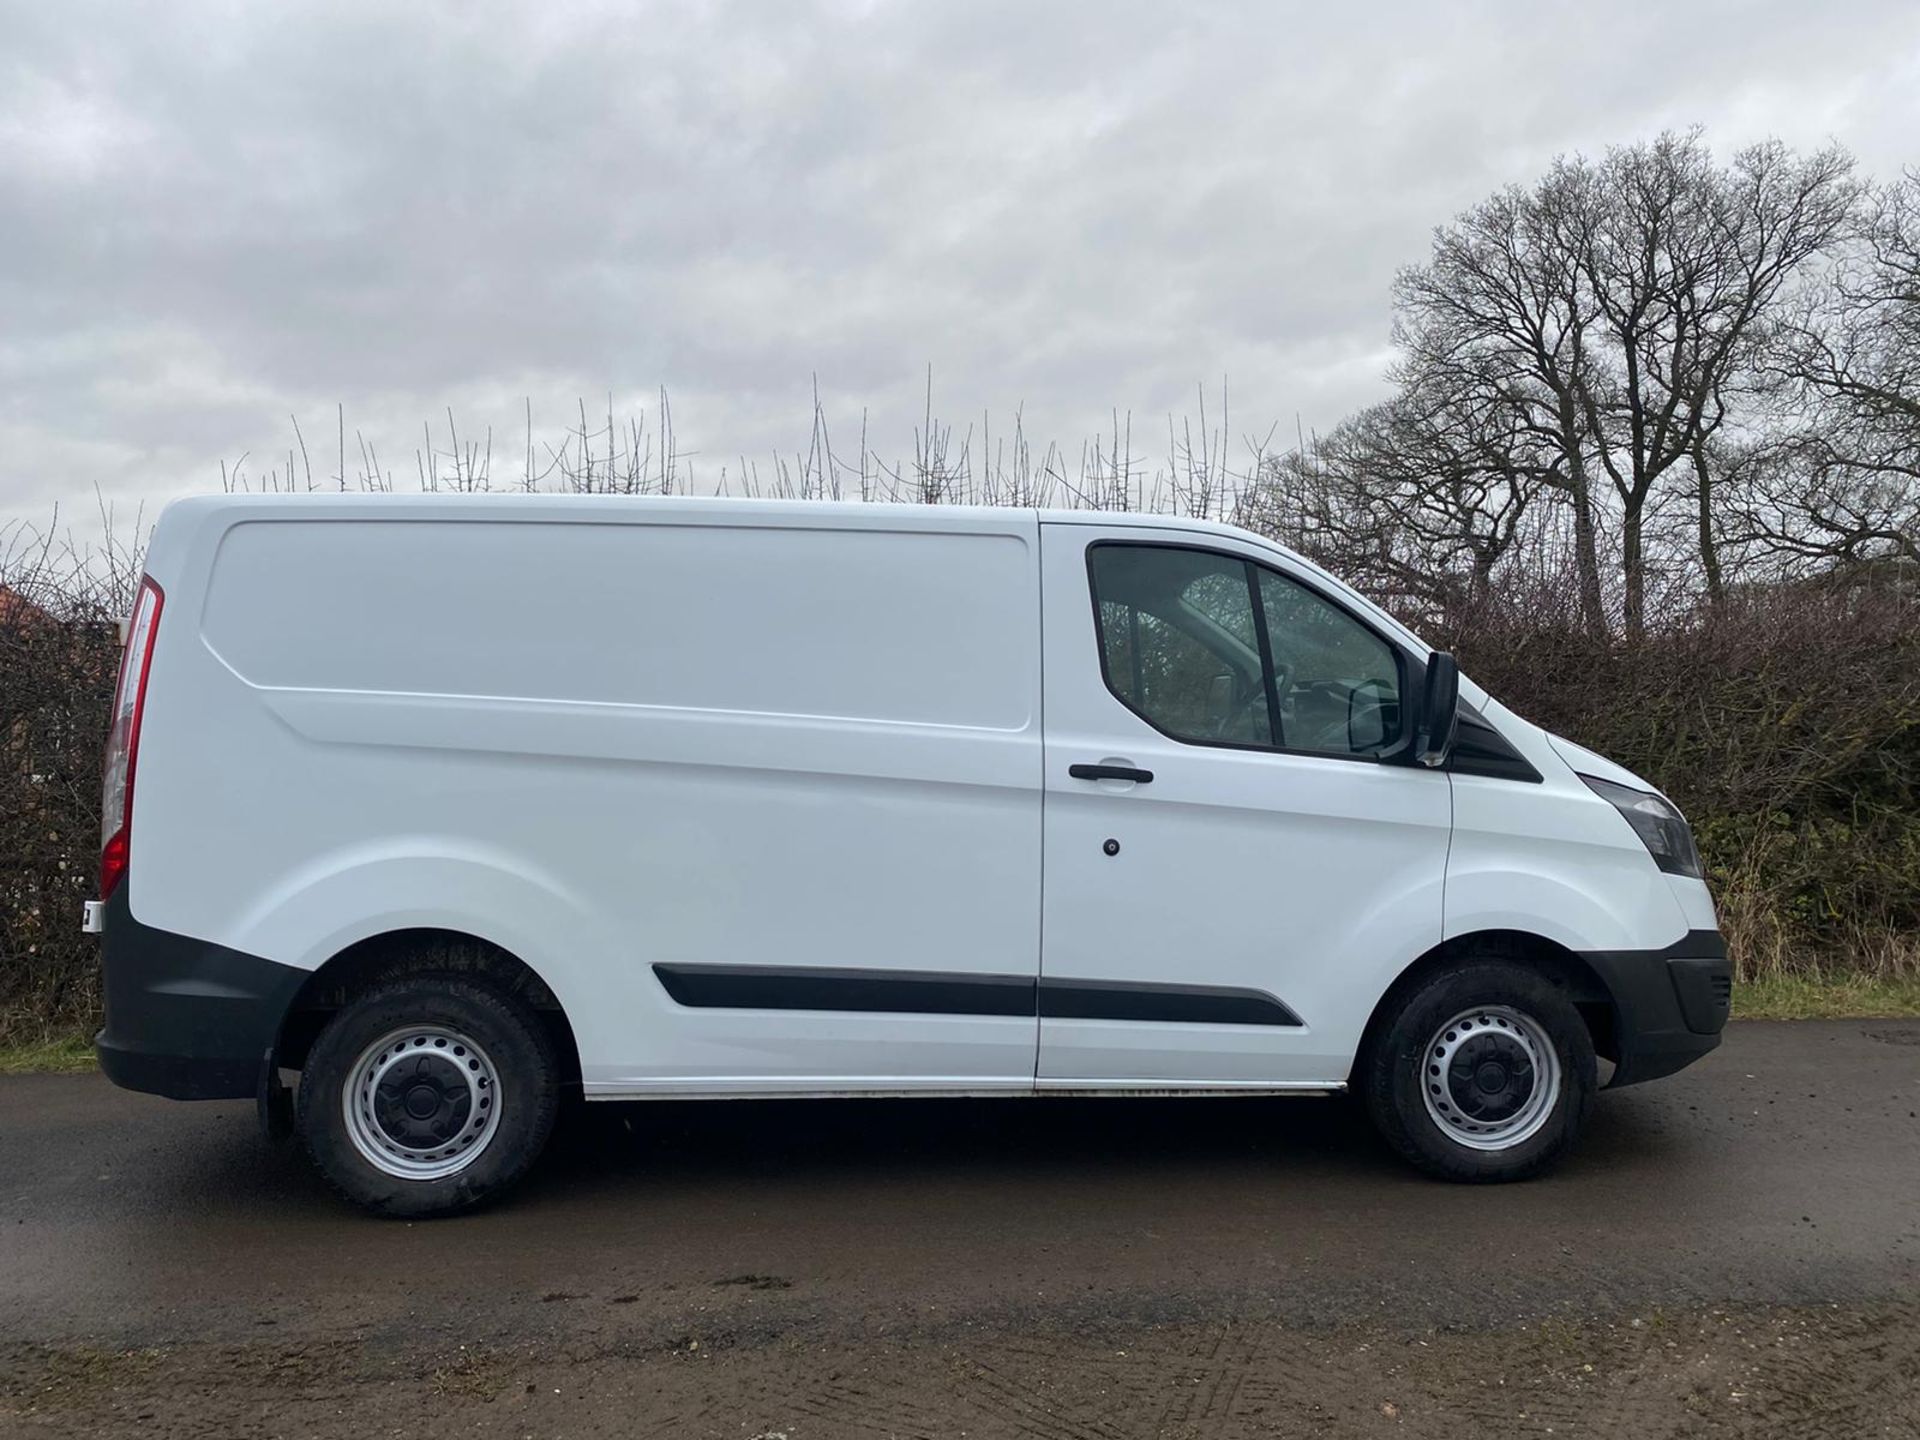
[1361,960,1596,1182]
[296,975,559,1217]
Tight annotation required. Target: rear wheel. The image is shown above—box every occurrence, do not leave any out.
[1362,960,1595,1182]
[296,975,559,1216]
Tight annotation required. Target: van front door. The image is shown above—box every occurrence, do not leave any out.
[1036,523,1450,1088]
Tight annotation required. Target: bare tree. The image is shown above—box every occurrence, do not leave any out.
[1248,372,1546,622]
[1740,171,1920,571]
[1396,132,1857,635]
[1394,157,1612,631]
[1583,135,1857,625]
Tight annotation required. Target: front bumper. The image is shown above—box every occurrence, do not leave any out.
[1584,929,1731,1087]
[93,887,307,1101]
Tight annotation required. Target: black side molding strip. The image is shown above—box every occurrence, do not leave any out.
[1041,977,1301,1027]
[652,963,1034,1017]
[651,964,1303,1027]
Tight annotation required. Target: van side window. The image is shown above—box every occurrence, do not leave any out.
[1088,543,1402,757]
[1089,546,1273,746]
[1255,567,1402,756]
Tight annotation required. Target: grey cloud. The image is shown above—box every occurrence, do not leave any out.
[3,0,1917,533]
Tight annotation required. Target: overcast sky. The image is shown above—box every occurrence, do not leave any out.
[4,0,1918,540]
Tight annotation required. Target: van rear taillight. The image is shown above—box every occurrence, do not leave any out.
[100,575,163,900]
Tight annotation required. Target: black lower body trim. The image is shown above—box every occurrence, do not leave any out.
[652,964,1303,1027]
[95,1043,265,1101]
[652,963,1035,1016]
[1582,929,1730,1089]
[95,886,308,1101]
[1042,977,1302,1026]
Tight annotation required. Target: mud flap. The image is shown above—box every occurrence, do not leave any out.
[256,1049,294,1141]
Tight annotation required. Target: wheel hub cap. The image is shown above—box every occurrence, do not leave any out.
[343,1026,502,1181]
[1419,1006,1561,1152]
[1449,1033,1533,1122]
[374,1054,474,1145]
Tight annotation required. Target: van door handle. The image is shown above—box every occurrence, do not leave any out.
[1068,763,1154,784]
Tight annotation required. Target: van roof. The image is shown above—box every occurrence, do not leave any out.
[151,491,1430,657]
[159,489,1263,541]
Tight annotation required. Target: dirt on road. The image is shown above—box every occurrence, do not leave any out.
[3,1020,1917,1438]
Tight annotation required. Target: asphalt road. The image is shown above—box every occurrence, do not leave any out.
[3,1019,1917,1437]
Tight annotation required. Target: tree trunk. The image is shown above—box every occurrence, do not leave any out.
[1558,397,1608,637]
[1692,446,1724,607]
[1621,495,1646,640]
[1468,551,1495,615]
[1566,471,1607,636]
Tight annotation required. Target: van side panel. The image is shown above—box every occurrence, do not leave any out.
[130,505,1045,1094]
[199,519,1032,729]
[1445,751,1691,957]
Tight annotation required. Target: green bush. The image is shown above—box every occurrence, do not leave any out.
[1,573,122,1045]
[1447,574,1920,977]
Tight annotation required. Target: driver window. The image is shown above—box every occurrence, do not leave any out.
[1088,542,1403,758]
[1089,545,1273,746]
[1255,567,1402,756]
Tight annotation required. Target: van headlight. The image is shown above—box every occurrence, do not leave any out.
[1580,775,1704,879]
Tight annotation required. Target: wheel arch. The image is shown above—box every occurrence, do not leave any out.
[1349,929,1618,1086]
[274,928,583,1089]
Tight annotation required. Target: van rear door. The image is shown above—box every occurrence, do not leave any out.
[1035,521,1450,1088]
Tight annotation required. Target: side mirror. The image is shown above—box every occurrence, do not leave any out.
[1417,651,1460,768]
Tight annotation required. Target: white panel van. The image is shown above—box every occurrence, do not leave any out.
[89,495,1729,1214]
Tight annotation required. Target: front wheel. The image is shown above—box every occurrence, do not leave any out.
[1361,961,1595,1182]
[296,975,560,1216]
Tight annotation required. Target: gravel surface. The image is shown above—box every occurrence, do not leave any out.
[3,1019,1916,1437]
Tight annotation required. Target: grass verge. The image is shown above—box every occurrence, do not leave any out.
[0,1034,97,1075]
[1732,969,1920,1020]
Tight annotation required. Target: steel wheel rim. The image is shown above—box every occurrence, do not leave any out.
[342,1025,502,1181]
[1419,1005,1561,1151]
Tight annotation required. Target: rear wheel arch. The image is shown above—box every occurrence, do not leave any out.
[274,928,582,1090]
[1351,929,1617,1087]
